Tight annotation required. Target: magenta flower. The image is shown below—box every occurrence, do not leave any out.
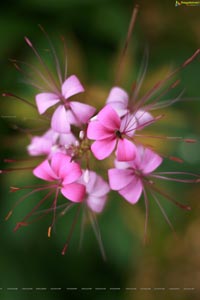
[87,105,137,161]
[33,153,85,202]
[82,170,110,213]
[108,146,163,204]
[36,75,96,133]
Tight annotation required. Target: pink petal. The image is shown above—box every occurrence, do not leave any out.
[87,195,107,213]
[27,136,52,156]
[86,171,110,196]
[61,75,84,99]
[91,138,116,160]
[140,148,163,174]
[61,183,85,202]
[134,110,154,130]
[119,178,143,204]
[59,132,77,146]
[87,120,113,140]
[98,105,120,130]
[43,129,59,143]
[106,87,129,117]
[51,105,71,133]
[33,160,58,181]
[70,101,96,124]
[114,160,130,170]
[108,168,134,190]
[35,93,60,114]
[116,139,137,161]
[121,113,136,137]
[61,162,82,184]
[51,153,71,176]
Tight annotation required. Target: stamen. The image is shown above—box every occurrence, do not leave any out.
[60,36,68,80]
[61,244,68,256]
[9,58,53,91]
[125,113,164,136]
[61,204,82,255]
[115,4,139,84]
[48,226,52,238]
[169,156,184,163]
[145,90,184,111]
[184,139,196,143]
[143,188,149,245]
[134,133,196,143]
[14,222,28,232]
[88,210,106,260]
[13,190,54,232]
[38,24,63,85]
[140,80,183,112]
[133,49,199,112]
[24,37,32,47]
[2,92,37,110]
[24,36,60,94]
[4,158,38,163]
[148,184,191,211]
[130,46,149,107]
[7,186,56,220]
[0,166,36,173]
[182,49,200,67]
[151,171,200,184]
[49,188,59,234]
[10,187,21,192]
[5,210,13,221]
[150,191,176,233]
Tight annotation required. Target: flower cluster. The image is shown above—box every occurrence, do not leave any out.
[2,26,200,255]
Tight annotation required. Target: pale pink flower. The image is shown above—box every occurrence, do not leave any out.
[87,105,137,161]
[27,129,77,157]
[33,153,85,202]
[36,75,96,133]
[106,86,154,129]
[82,170,110,213]
[106,87,129,117]
[108,146,163,204]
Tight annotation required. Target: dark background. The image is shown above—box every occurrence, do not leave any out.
[0,1,200,299]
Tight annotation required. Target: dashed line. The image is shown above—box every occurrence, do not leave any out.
[0,286,196,292]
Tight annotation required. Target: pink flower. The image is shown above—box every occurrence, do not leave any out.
[106,86,154,128]
[82,170,110,213]
[108,146,163,204]
[87,105,137,161]
[33,153,85,202]
[35,75,96,133]
[27,129,77,157]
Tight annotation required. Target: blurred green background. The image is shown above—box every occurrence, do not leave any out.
[0,0,200,299]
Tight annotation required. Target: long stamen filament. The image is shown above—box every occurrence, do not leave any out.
[61,204,82,255]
